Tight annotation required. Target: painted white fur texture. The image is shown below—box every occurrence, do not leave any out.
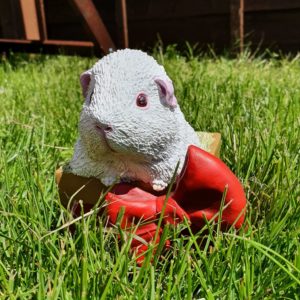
[70,49,202,190]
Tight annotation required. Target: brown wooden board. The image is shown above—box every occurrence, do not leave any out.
[126,0,230,20]
[230,0,244,52]
[245,9,300,52]
[125,0,232,50]
[20,0,40,40]
[0,0,24,39]
[245,0,300,12]
[67,0,116,53]
[1,0,300,55]
[0,40,96,56]
[43,0,118,45]
[43,0,87,41]
[128,15,230,50]
[115,0,129,48]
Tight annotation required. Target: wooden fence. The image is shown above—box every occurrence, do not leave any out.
[0,0,300,55]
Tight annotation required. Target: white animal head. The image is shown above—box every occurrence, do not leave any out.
[78,49,181,162]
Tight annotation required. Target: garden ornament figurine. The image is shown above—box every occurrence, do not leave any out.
[56,49,246,262]
[69,49,201,191]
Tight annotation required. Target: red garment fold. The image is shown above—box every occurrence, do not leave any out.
[102,145,247,262]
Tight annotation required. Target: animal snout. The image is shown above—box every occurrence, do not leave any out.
[95,122,113,133]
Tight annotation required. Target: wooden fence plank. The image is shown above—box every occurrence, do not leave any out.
[128,15,230,49]
[36,0,48,40]
[245,0,300,12]
[67,0,116,54]
[245,9,300,52]
[230,0,244,53]
[115,0,129,48]
[127,0,230,20]
[1,0,300,55]
[19,0,40,40]
[0,0,25,39]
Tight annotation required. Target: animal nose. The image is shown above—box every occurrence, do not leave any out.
[96,122,113,133]
[103,125,113,133]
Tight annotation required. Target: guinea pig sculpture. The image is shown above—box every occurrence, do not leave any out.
[69,49,202,191]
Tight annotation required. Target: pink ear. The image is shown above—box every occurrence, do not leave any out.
[155,78,177,108]
[80,71,92,98]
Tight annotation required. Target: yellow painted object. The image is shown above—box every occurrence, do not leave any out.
[56,132,221,208]
[196,132,221,158]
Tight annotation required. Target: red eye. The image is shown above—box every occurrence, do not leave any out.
[136,93,148,107]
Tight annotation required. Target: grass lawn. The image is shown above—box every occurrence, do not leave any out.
[0,48,299,299]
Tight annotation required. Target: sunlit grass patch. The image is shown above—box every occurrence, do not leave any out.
[0,49,299,299]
